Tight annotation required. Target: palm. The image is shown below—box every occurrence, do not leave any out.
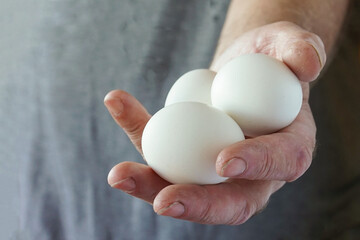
[105,22,324,224]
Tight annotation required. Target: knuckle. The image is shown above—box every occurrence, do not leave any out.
[287,145,313,182]
[125,121,142,135]
[227,201,255,225]
[126,122,146,139]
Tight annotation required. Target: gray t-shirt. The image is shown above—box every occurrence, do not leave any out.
[1,0,359,239]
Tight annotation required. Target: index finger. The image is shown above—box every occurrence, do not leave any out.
[104,89,151,154]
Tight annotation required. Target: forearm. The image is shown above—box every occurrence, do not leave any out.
[213,0,349,59]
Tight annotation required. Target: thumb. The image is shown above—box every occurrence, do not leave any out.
[210,21,327,82]
[280,32,326,82]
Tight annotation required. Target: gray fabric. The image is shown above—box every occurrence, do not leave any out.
[1,0,360,239]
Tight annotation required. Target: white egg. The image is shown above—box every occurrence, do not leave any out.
[142,102,244,185]
[211,54,302,137]
[165,69,216,106]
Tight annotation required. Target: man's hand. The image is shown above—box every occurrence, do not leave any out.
[104,22,325,225]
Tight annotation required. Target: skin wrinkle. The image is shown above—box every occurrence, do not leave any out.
[274,134,303,182]
[104,0,349,225]
[269,137,288,180]
[219,131,312,181]
[272,140,286,180]
[210,181,247,225]
[227,201,251,225]
[182,185,213,223]
[198,195,212,223]
[258,140,273,179]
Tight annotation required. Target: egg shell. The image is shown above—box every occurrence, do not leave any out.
[165,69,216,106]
[142,102,245,185]
[211,54,303,137]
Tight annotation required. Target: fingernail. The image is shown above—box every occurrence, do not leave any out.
[221,158,247,177]
[110,177,136,193]
[157,202,185,217]
[309,43,323,69]
[104,95,123,117]
[305,39,326,68]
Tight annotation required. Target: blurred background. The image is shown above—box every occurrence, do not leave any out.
[1,1,359,239]
[1,1,37,239]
